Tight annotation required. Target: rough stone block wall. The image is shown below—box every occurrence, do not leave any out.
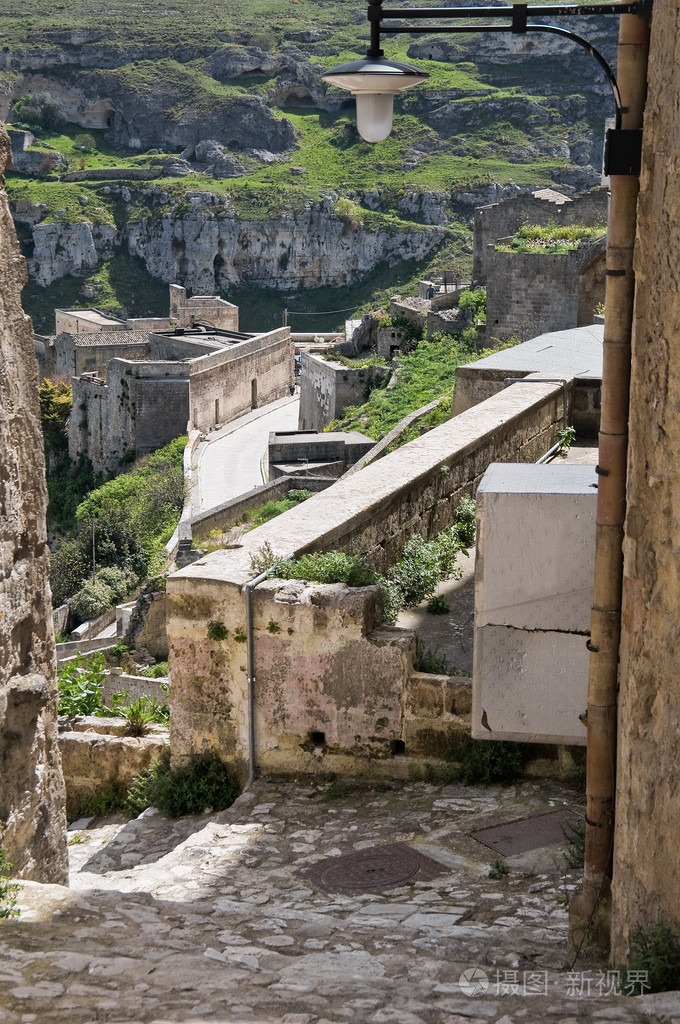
[69,359,190,473]
[58,721,168,809]
[485,240,605,343]
[0,126,68,883]
[168,575,469,778]
[473,189,609,285]
[611,0,680,962]
[189,329,293,433]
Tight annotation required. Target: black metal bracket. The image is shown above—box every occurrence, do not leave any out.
[595,465,610,476]
[604,127,643,175]
[586,639,599,652]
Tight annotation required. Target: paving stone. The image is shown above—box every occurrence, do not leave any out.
[0,779,656,1024]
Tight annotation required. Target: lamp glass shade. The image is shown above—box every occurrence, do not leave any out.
[321,56,429,143]
[356,93,394,142]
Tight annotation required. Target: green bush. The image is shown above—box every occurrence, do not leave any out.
[122,695,169,736]
[72,779,128,819]
[417,640,459,675]
[427,594,450,615]
[12,91,65,130]
[622,921,680,994]
[140,661,169,678]
[0,847,20,919]
[95,566,137,603]
[125,748,240,819]
[453,495,476,547]
[57,653,108,716]
[49,538,91,608]
[458,739,532,786]
[389,534,442,608]
[69,579,114,623]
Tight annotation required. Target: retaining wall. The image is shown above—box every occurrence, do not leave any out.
[167,377,568,778]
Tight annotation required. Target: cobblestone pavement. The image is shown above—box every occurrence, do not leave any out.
[1,779,675,1024]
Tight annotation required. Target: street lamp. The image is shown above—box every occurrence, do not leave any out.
[322,0,652,953]
[321,0,645,173]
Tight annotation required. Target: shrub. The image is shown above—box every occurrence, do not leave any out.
[95,566,136,603]
[72,779,128,818]
[427,594,450,615]
[57,653,107,716]
[12,91,65,130]
[49,538,91,608]
[453,495,476,547]
[389,534,442,608]
[140,661,169,678]
[0,847,20,919]
[124,749,240,819]
[74,132,96,151]
[416,640,459,676]
[69,579,114,623]
[122,696,169,736]
[622,920,680,994]
[458,738,532,786]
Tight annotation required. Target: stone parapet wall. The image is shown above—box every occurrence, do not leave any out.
[190,476,330,542]
[168,378,566,776]
[69,358,190,473]
[58,719,168,809]
[473,188,608,285]
[485,240,606,343]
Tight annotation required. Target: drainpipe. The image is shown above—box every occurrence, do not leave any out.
[244,569,269,787]
[569,8,650,954]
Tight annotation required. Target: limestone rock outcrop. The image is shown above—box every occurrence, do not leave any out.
[0,125,68,884]
[20,187,447,293]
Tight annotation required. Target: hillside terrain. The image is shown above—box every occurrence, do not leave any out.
[1,0,619,331]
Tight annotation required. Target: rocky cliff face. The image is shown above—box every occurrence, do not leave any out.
[18,187,447,291]
[0,125,68,884]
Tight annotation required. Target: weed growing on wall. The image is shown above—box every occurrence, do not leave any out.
[251,496,477,624]
[621,921,680,994]
[0,848,20,919]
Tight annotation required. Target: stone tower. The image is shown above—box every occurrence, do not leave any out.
[0,125,68,883]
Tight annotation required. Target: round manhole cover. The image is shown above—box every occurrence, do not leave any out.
[301,842,447,895]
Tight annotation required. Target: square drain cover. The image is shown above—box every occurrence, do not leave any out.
[471,808,582,857]
[299,842,448,895]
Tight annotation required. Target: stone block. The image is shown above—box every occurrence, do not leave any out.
[476,463,597,633]
[472,624,588,745]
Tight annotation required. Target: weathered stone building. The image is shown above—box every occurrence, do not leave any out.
[0,126,68,883]
[475,188,608,343]
[69,324,293,473]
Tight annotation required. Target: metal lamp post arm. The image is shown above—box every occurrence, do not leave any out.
[366,0,640,126]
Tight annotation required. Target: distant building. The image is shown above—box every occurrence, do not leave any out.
[44,286,293,473]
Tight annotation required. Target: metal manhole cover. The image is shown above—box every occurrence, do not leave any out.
[300,842,448,895]
[471,808,582,857]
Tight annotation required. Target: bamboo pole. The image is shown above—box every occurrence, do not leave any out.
[569,10,650,954]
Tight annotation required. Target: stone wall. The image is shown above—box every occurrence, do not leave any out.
[485,240,606,343]
[298,351,389,431]
[58,719,168,810]
[473,188,609,285]
[189,328,293,432]
[69,358,190,473]
[167,378,566,776]
[0,126,68,883]
[611,0,680,962]
[189,476,331,542]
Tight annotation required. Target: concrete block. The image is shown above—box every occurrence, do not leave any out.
[476,463,597,632]
[472,624,588,745]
